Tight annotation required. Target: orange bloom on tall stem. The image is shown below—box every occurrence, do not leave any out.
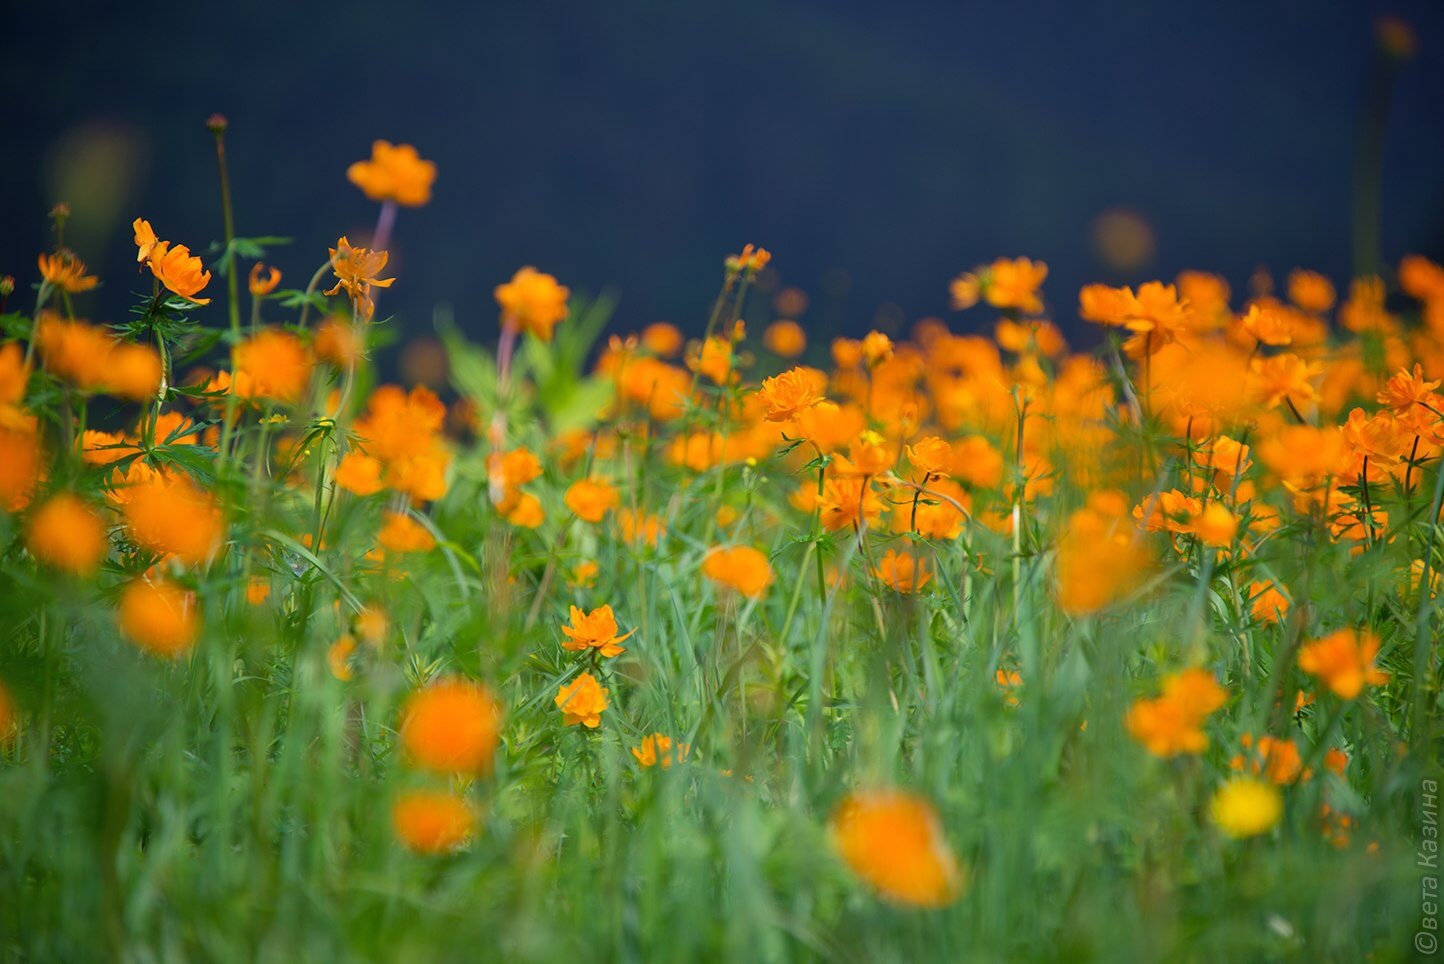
[494,266,569,341]
[561,604,634,658]
[1299,629,1389,699]
[347,140,437,207]
[148,242,212,304]
[327,236,394,320]
[235,329,313,404]
[1125,668,1226,757]
[37,250,99,293]
[830,789,964,907]
[248,262,282,297]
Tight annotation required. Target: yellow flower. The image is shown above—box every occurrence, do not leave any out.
[830,789,964,907]
[392,790,475,853]
[400,677,503,774]
[347,141,437,207]
[495,266,569,341]
[1210,777,1283,839]
[555,672,608,728]
[560,604,634,658]
[148,242,212,304]
[25,493,107,575]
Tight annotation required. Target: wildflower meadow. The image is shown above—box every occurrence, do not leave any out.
[1,113,1443,960]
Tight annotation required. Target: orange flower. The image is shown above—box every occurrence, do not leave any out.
[1287,269,1336,313]
[1238,303,1293,346]
[755,367,824,422]
[314,318,361,367]
[400,677,503,773]
[378,511,436,553]
[347,140,437,207]
[763,320,807,357]
[561,604,634,657]
[235,329,313,404]
[616,508,664,547]
[505,492,545,528]
[36,316,162,401]
[570,560,601,588]
[335,452,386,496]
[1125,668,1226,757]
[118,469,223,565]
[906,436,952,481]
[1299,629,1389,699]
[701,545,774,598]
[391,790,475,854]
[327,635,357,681]
[0,421,43,513]
[727,244,772,274]
[818,476,884,531]
[1341,407,1408,463]
[148,242,212,304]
[25,493,107,575]
[1248,353,1321,411]
[641,322,683,357]
[555,672,608,728]
[985,257,1048,313]
[37,249,99,293]
[631,733,691,768]
[118,579,199,658]
[248,262,282,297]
[0,678,15,745]
[830,789,964,907]
[873,549,932,593]
[326,236,395,320]
[1248,582,1290,624]
[246,577,271,605]
[132,218,161,264]
[495,266,569,341]
[687,335,734,385]
[1192,503,1238,547]
[565,478,619,523]
[861,330,894,367]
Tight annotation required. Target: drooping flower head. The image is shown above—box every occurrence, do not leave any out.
[327,237,395,320]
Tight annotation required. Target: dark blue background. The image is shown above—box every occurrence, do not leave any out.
[3,1,1442,347]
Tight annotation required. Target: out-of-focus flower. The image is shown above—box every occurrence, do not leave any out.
[756,367,824,423]
[1299,629,1389,699]
[400,677,503,774]
[25,493,107,575]
[118,579,199,658]
[830,789,964,907]
[764,320,806,357]
[495,266,569,341]
[347,140,437,207]
[1126,668,1226,757]
[235,330,313,404]
[37,249,98,293]
[378,511,437,554]
[248,262,282,297]
[702,545,774,598]
[1211,777,1282,839]
[392,790,475,853]
[874,549,931,593]
[565,478,619,523]
[631,733,690,768]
